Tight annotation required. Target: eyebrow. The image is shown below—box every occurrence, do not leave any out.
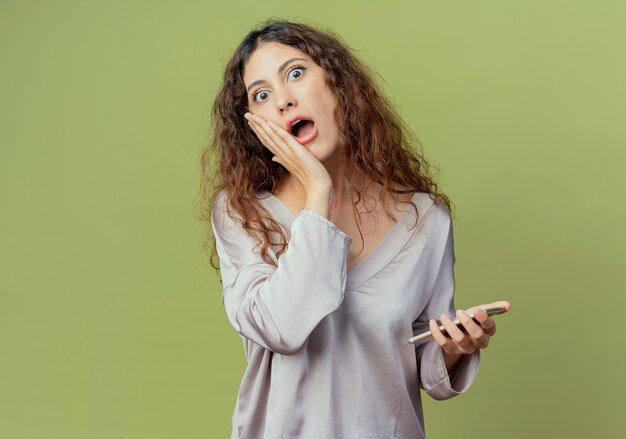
[246,57,308,93]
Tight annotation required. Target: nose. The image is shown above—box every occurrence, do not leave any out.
[275,87,297,113]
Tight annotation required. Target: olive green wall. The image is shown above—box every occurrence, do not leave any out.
[2,1,624,437]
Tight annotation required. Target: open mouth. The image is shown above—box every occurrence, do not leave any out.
[290,118,316,141]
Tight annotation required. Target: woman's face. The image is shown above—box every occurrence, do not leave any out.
[243,42,341,162]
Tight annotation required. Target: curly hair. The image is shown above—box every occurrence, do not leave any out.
[193,18,453,280]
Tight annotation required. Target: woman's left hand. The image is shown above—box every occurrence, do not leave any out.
[429,300,512,356]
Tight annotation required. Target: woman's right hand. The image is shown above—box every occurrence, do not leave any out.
[244,112,333,196]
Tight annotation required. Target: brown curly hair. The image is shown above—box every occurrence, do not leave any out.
[193,18,453,280]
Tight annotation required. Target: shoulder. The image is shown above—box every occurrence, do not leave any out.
[211,189,243,233]
[213,189,271,210]
[212,188,229,211]
[413,192,451,224]
[386,182,449,221]
[409,193,454,248]
[211,189,229,224]
[211,189,275,232]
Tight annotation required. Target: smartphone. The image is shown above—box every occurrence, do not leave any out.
[408,306,506,344]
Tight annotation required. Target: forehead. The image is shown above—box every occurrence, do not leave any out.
[243,42,312,84]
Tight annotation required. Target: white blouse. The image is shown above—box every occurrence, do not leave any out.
[211,189,480,439]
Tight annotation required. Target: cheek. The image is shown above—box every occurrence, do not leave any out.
[317,93,337,124]
[253,111,271,122]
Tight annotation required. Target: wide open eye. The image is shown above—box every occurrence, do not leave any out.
[252,90,269,103]
[287,66,305,81]
[251,66,307,104]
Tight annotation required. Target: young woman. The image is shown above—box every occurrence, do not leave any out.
[197,19,511,439]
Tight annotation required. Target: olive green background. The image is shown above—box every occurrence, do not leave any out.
[1,0,624,437]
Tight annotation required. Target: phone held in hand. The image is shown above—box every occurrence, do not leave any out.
[408,306,506,344]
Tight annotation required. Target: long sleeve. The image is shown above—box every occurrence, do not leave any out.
[412,204,480,401]
[211,190,352,356]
